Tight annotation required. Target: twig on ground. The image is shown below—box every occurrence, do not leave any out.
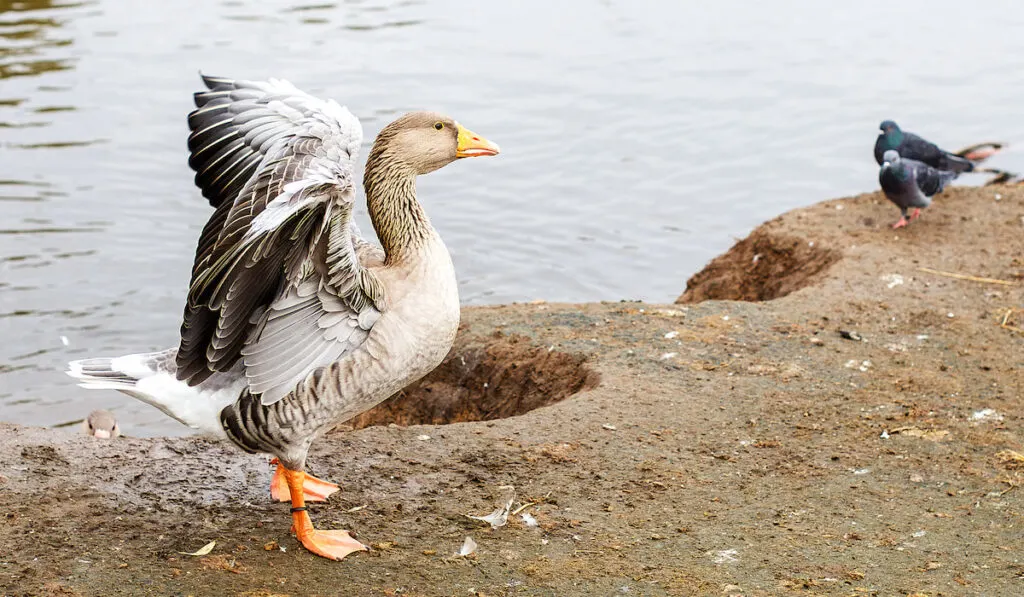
[1000,308,1024,333]
[917,267,1016,286]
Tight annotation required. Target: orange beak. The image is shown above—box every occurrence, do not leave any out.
[456,124,500,158]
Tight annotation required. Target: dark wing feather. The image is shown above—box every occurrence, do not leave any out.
[913,161,957,197]
[901,131,974,173]
[933,151,974,173]
[899,132,944,166]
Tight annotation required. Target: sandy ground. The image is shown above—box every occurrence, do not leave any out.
[1,186,1022,597]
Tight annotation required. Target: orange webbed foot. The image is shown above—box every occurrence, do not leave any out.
[270,459,339,503]
[282,466,368,561]
[294,527,368,561]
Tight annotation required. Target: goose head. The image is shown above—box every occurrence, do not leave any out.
[371,111,500,175]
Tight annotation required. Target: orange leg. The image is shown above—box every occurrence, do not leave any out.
[908,208,922,221]
[282,466,367,561]
[270,458,339,503]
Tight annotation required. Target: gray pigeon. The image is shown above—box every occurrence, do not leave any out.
[83,409,121,438]
[874,120,979,173]
[878,150,957,229]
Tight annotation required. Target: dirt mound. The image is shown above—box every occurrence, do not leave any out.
[677,227,841,303]
[3,187,1023,596]
[345,333,600,429]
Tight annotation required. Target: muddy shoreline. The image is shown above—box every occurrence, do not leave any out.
[2,186,1022,596]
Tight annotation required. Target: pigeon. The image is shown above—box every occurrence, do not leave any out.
[874,120,981,173]
[878,150,957,229]
[82,409,121,439]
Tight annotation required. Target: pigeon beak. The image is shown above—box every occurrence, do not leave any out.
[882,161,891,168]
[93,429,111,439]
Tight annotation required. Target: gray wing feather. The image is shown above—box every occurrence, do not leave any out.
[241,283,375,403]
[908,159,956,196]
[177,75,384,405]
[240,206,383,405]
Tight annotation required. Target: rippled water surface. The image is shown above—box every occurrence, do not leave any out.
[3,0,1024,434]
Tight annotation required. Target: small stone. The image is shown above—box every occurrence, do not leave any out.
[839,330,863,341]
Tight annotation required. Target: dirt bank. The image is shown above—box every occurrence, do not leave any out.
[2,187,1022,597]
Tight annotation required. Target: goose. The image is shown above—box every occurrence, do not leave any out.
[67,74,500,560]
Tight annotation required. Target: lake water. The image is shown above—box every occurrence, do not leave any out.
[3,0,1023,435]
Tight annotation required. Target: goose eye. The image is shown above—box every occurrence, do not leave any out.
[434,122,444,131]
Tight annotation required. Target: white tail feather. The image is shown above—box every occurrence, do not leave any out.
[67,351,242,437]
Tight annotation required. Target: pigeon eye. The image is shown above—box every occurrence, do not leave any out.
[434,122,444,131]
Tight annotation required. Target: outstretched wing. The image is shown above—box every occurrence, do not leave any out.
[177,75,382,404]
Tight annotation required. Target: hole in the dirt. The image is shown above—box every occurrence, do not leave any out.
[345,333,601,429]
[677,228,841,303]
